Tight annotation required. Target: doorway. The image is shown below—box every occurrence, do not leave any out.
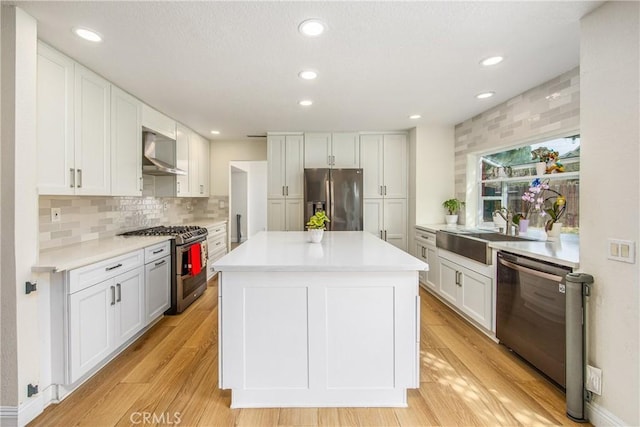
[229,161,267,248]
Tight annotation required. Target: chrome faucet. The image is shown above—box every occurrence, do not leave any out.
[494,208,517,236]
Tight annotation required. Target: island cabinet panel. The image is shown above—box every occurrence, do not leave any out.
[325,287,394,389]
[219,270,419,407]
[244,287,309,389]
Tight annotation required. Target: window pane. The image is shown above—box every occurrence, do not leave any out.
[482,182,502,197]
[482,199,502,222]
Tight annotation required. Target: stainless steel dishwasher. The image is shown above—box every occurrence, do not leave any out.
[496,251,572,387]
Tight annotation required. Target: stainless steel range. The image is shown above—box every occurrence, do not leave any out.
[121,225,208,314]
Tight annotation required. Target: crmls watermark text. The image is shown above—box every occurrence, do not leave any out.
[130,412,182,425]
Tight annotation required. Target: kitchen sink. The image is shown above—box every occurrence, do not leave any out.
[435,229,536,264]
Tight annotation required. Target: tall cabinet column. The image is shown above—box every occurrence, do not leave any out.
[267,134,304,231]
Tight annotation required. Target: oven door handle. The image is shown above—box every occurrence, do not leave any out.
[499,258,564,282]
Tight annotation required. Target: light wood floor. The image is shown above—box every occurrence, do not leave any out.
[30,277,586,427]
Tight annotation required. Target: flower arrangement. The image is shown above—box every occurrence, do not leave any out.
[520,178,548,219]
[521,178,566,231]
[306,211,330,230]
[541,192,566,232]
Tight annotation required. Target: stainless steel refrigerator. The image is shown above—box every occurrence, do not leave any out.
[304,168,363,231]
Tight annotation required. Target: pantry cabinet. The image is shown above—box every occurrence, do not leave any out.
[304,132,359,168]
[360,134,407,199]
[267,134,304,230]
[363,198,407,251]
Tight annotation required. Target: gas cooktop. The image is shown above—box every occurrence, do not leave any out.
[120,225,207,245]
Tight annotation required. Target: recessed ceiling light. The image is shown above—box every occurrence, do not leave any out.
[210,130,220,135]
[409,114,422,120]
[476,92,495,99]
[298,70,318,80]
[299,100,313,106]
[72,27,102,43]
[480,56,504,66]
[298,19,326,37]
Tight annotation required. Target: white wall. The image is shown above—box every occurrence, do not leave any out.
[0,6,40,422]
[210,139,267,196]
[246,162,267,237]
[230,167,248,242]
[408,124,455,252]
[580,2,639,425]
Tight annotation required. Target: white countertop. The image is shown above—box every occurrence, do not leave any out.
[489,234,579,268]
[188,219,227,228]
[213,231,428,272]
[34,236,171,273]
[415,223,579,268]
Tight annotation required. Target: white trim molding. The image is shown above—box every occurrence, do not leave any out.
[0,406,18,427]
[587,401,628,426]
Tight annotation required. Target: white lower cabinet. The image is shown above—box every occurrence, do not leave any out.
[205,222,228,281]
[414,228,438,291]
[437,253,493,331]
[68,264,144,383]
[145,255,171,323]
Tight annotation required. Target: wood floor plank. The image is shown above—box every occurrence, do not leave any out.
[76,383,148,426]
[278,408,319,426]
[352,408,399,427]
[419,381,485,426]
[393,388,441,426]
[317,408,359,426]
[236,408,281,426]
[197,389,239,427]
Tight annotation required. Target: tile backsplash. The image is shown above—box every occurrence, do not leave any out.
[39,195,229,251]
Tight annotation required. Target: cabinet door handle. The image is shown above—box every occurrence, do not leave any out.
[384,185,387,196]
[200,184,204,194]
[105,263,122,272]
[380,230,383,239]
[177,181,181,193]
[285,186,289,196]
[379,186,383,196]
[282,186,285,196]
[155,259,166,267]
[384,230,387,241]
[331,155,335,165]
[110,286,116,305]
[116,283,121,302]
[328,155,332,166]
[70,168,75,188]
[139,176,143,191]
[76,169,82,188]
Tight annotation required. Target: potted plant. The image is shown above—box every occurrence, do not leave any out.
[306,211,330,243]
[442,198,465,226]
[531,147,561,175]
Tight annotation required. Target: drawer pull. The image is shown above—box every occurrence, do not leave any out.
[216,242,221,246]
[105,263,123,272]
[155,259,166,267]
[152,249,164,254]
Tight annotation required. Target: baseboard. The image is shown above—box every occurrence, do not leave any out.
[587,401,627,426]
[17,390,47,427]
[0,406,18,427]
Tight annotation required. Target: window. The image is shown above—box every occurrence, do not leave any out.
[479,135,580,232]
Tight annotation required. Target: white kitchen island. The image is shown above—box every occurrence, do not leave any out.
[213,231,428,408]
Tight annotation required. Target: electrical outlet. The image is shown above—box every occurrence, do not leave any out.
[586,365,602,395]
[51,208,61,223]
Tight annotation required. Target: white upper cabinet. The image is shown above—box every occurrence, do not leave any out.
[37,42,75,195]
[141,104,176,140]
[197,135,210,197]
[304,132,359,169]
[190,132,210,197]
[111,86,142,196]
[304,133,331,168]
[268,134,304,199]
[176,123,191,197]
[359,134,407,199]
[74,64,112,196]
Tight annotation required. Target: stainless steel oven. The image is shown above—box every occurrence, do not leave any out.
[496,251,572,387]
[173,237,208,313]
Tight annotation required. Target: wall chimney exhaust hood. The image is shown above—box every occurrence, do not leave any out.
[142,129,186,176]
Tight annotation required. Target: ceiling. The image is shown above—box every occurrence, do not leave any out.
[13,1,602,140]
